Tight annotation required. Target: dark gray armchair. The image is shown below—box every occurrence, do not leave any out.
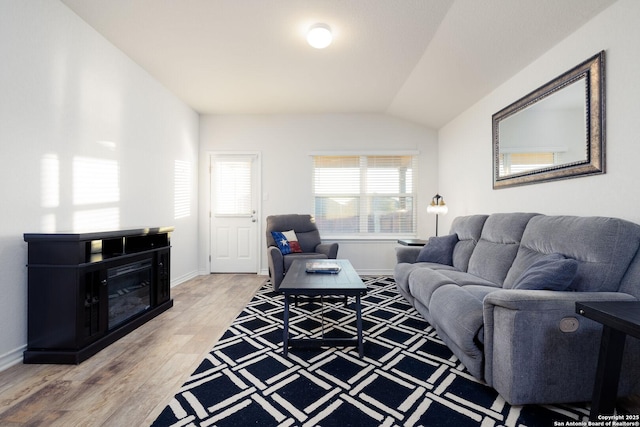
[266,214,339,289]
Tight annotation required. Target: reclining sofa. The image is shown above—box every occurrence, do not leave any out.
[394,212,640,405]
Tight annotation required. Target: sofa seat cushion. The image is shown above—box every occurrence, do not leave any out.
[408,268,458,312]
[437,270,501,288]
[408,268,496,311]
[394,262,457,306]
[283,252,328,271]
[428,284,498,379]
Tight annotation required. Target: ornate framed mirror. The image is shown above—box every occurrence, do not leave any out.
[492,51,605,189]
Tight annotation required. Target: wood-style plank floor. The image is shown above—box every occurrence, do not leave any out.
[0,273,266,426]
[3,273,639,425]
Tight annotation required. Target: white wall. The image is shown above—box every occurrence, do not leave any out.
[199,114,439,275]
[0,1,199,369]
[438,0,640,231]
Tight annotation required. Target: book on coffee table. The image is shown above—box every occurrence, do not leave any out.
[305,261,342,274]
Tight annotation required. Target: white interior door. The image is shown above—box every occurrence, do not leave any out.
[210,153,260,273]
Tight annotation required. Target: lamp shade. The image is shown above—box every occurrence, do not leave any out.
[307,23,332,49]
[436,198,448,215]
[427,194,448,215]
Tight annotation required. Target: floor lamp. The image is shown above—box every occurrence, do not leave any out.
[427,194,448,236]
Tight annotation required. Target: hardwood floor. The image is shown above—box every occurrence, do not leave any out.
[0,274,266,426]
[3,273,639,425]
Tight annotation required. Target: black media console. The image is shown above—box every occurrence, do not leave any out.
[23,227,174,364]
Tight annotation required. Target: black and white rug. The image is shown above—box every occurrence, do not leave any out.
[152,276,589,426]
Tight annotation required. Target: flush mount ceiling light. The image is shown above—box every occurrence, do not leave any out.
[307,23,332,49]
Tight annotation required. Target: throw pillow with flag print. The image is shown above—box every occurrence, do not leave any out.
[271,230,302,254]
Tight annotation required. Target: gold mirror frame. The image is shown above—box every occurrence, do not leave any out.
[492,51,605,189]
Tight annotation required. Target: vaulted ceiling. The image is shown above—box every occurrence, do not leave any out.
[60,0,616,129]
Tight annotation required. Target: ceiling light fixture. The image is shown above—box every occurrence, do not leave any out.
[307,23,332,49]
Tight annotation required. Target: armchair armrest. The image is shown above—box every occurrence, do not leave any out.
[315,242,339,259]
[395,246,421,264]
[267,246,284,289]
[482,289,637,405]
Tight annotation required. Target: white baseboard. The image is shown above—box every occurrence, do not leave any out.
[171,270,200,287]
[259,267,392,277]
[357,269,394,276]
[0,269,217,374]
[0,345,26,373]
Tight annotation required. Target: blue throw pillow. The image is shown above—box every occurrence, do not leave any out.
[416,234,459,266]
[513,253,578,291]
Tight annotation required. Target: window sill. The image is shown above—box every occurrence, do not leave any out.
[322,235,417,242]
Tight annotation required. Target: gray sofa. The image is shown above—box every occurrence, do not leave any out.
[394,212,640,405]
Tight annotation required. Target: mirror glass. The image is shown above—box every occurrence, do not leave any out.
[493,51,605,189]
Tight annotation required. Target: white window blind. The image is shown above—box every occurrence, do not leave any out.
[499,152,556,175]
[213,158,252,216]
[312,155,416,236]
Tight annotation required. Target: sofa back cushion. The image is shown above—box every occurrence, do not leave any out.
[449,214,489,272]
[467,212,540,285]
[619,246,640,299]
[504,215,640,292]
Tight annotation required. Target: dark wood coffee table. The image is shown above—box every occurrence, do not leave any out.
[279,259,367,358]
[576,301,640,420]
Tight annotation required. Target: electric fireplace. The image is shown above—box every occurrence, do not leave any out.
[24,227,174,364]
[107,259,152,329]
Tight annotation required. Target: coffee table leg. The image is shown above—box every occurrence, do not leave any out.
[283,294,290,357]
[590,326,626,419]
[356,294,363,358]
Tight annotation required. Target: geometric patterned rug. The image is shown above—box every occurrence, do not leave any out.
[151,276,590,426]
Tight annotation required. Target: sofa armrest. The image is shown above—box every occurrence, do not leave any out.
[484,289,635,311]
[483,289,637,405]
[315,242,339,259]
[395,246,421,264]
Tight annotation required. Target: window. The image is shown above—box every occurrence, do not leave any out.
[312,154,417,236]
[213,157,252,216]
[499,152,556,176]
